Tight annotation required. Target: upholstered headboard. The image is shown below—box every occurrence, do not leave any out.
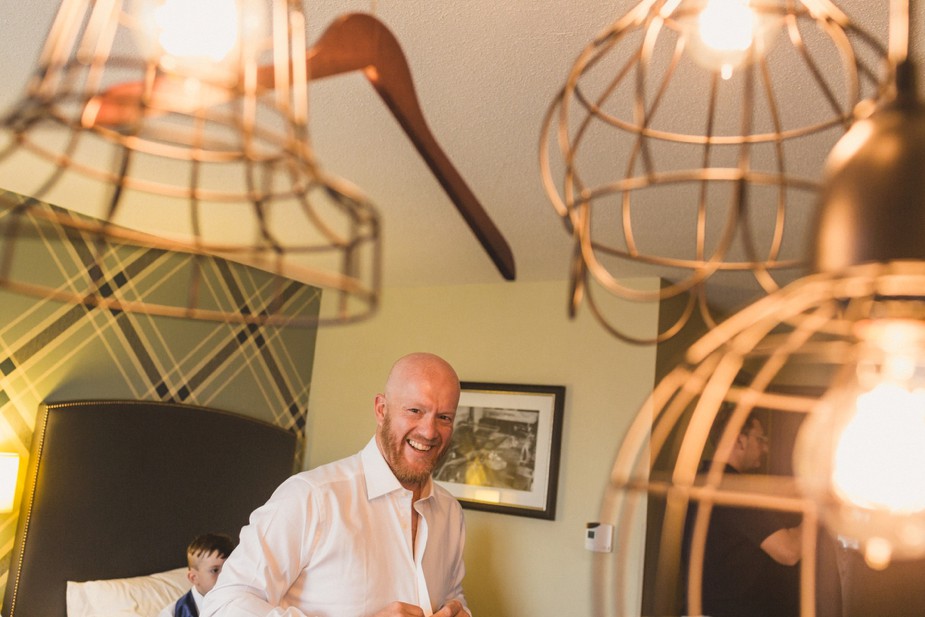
[2,400,297,617]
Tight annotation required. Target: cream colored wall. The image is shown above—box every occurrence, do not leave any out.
[305,280,660,617]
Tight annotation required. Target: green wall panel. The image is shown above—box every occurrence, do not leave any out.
[0,189,320,598]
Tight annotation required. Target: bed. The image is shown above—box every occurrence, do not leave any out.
[2,399,298,617]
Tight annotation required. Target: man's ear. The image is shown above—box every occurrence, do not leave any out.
[734,433,747,451]
[374,393,387,423]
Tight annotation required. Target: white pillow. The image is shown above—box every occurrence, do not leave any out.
[66,567,191,617]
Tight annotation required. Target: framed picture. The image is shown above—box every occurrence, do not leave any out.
[434,382,565,520]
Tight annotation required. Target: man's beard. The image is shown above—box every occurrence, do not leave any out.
[380,413,448,487]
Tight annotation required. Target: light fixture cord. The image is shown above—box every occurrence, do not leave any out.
[892,0,917,102]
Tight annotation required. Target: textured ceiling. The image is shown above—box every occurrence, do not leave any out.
[0,1,905,319]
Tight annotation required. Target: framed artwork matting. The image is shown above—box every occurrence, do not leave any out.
[434,382,565,520]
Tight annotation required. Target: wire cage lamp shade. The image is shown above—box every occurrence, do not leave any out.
[0,0,380,327]
[597,260,925,617]
[599,1,925,613]
[540,0,886,344]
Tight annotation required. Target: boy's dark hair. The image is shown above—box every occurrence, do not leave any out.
[187,532,237,561]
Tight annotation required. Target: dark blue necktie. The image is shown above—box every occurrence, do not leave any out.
[174,590,198,617]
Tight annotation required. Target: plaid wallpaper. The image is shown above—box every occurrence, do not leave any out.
[0,190,320,599]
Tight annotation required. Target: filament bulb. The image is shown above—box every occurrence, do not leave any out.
[795,318,925,568]
[154,0,239,64]
[699,0,755,51]
[129,0,267,83]
[681,0,774,79]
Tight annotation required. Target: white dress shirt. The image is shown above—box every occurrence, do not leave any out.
[202,438,470,617]
[158,586,203,617]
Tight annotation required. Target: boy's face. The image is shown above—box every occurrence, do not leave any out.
[187,550,227,595]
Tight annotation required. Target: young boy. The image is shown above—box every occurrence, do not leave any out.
[159,533,237,617]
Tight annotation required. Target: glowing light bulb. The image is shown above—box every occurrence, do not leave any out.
[154,0,239,64]
[795,319,925,569]
[129,0,267,83]
[111,0,269,120]
[832,383,925,512]
[681,0,773,79]
[699,0,754,49]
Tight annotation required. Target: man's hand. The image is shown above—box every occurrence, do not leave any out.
[372,600,466,617]
[434,600,465,616]
[372,601,428,617]
[760,523,803,566]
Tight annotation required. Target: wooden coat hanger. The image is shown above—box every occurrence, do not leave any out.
[89,12,516,281]
[296,13,516,281]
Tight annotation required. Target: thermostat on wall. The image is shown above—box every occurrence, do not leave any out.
[585,522,613,552]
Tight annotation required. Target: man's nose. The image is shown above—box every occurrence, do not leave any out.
[417,413,439,438]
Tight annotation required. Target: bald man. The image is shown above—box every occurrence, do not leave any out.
[204,353,470,617]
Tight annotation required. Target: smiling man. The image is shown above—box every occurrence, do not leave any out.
[204,353,470,617]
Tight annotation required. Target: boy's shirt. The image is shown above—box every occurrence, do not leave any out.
[158,586,203,617]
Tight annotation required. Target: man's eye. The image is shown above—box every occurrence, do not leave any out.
[439,415,455,423]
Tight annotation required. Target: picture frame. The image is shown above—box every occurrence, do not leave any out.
[434,382,566,520]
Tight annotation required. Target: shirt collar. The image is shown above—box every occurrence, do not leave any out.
[361,437,435,502]
[192,586,205,610]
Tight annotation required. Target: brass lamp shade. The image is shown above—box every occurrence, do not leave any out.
[0,0,381,327]
[597,3,925,617]
[540,0,885,344]
[814,67,925,273]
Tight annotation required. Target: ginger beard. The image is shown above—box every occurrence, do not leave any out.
[379,410,451,488]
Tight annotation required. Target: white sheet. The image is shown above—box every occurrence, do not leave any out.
[66,567,191,617]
